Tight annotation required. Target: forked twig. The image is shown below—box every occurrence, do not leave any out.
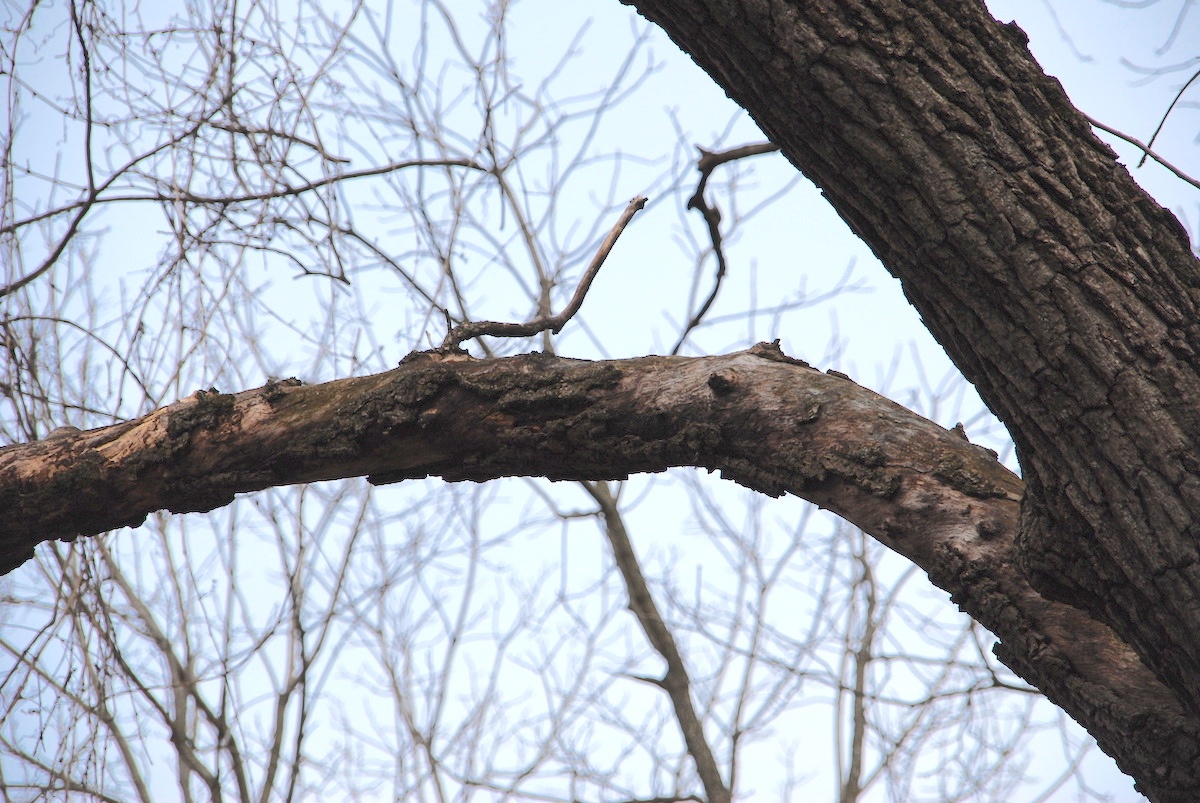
[1083,112,1200,192]
[438,195,648,351]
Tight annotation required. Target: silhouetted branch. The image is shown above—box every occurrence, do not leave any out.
[671,143,780,355]
[439,196,648,351]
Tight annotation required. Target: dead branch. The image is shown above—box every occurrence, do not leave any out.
[439,196,648,350]
[671,143,780,355]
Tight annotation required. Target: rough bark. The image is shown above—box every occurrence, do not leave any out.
[8,0,1200,795]
[619,1,1200,798]
[1,343,1197,798]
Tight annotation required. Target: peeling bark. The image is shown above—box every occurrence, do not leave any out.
[2,343,1196,797]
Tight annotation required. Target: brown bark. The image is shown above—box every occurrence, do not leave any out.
[2,343,1197,797]
[9,0,1200,793]
[618,1,1200,798]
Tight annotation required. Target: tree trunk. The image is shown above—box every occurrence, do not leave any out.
[8,0,1200,796]
[1,343,1198,798]
[620,0,1200,797]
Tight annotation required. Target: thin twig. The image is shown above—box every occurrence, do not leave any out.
[0,158,488,239]
[0,102,236,298]
[439,195,648,351]
[672,143,780,356]
[1135,66,1200,169]
[687,143,781,213]
[1082,112,1200,192]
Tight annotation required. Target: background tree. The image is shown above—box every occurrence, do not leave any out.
[2,1,1197,801]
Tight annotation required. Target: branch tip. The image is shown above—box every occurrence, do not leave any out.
[437,195,649,351]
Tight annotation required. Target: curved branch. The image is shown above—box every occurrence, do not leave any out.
[620,6,1200,786]
[439,195,647,350]
[1,344,1195,797]
[671,143,780,356]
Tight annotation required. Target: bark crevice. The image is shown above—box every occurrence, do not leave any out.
[620,2,1200,794]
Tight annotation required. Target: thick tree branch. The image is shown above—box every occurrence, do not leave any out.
[619,2,1200,789]
[1,344,1195,797]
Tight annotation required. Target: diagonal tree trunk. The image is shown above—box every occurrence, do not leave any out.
[617,1,1200,797]
[7,0,1200,797]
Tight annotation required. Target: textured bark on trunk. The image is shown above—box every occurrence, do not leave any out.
[620,1,1200,797]
[1,344,1198,797]
[8,0,1200,795]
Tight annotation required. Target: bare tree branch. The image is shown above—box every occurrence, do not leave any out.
[439,195,648,350]
[671,143,780,355]
[0,342,1190,791]
[585,480,731,803]
[1081,112,1200,191]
